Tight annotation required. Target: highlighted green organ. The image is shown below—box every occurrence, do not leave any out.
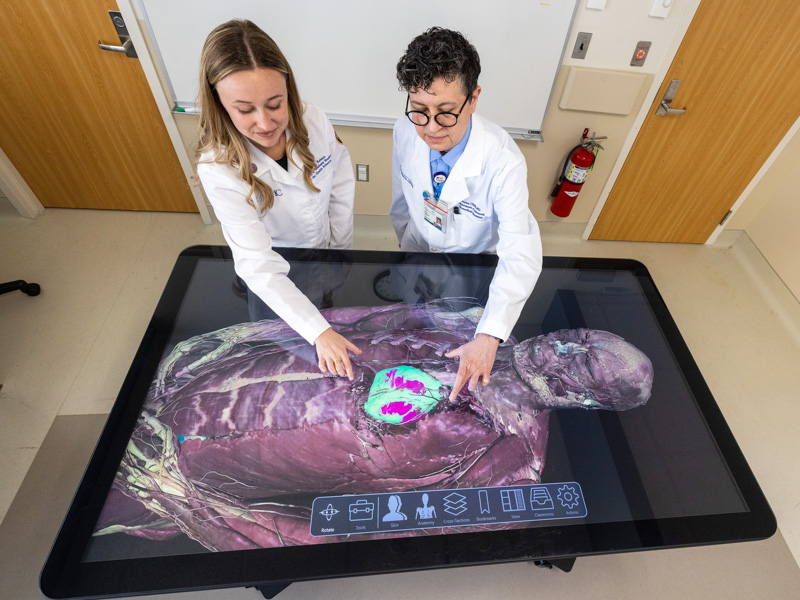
[365,366,443,424]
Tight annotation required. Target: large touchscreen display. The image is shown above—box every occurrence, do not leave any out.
[83,254,746,560]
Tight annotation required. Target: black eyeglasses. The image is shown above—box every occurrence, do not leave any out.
[405,95,470,128]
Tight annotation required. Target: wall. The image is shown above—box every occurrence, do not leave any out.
[727,127,800,300]
[167,0,698,222]
[0,146,44,219]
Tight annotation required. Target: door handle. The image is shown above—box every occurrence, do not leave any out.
[97,11,137,58]
[658,101,686,115]
[99,39,135,54]
[655,79,686,116]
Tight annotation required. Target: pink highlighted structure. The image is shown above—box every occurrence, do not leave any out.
[365,366,442,424]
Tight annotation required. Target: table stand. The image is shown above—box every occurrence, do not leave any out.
[534,557,576,572]
[252,582,292,598]
[250,557,576,597]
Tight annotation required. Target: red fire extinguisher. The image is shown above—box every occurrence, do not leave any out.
[550,129,605,218]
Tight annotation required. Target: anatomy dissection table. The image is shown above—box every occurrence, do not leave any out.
[40,247,776,599]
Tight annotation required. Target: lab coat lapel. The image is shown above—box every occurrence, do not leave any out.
[246,139,302,188]
[285,145,304,184]
[413,135,433,196]
[441,116,484,205]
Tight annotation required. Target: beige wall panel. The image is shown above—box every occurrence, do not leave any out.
[740,129,800,300]
[335,126,393,217]
[559,67,649,116]
[727,128,800,230]
[173,114,202,159]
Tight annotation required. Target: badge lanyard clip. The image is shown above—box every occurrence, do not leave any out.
[432,171,447,200]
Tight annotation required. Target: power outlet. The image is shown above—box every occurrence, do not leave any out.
[572,32,592,60]
[357,164,369,182]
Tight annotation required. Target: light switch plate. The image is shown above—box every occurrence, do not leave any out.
[572,32,592,59]
[650,0,673,18]
[356,164,369,182]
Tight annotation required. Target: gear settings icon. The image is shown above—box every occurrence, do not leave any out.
[556,485,581,510]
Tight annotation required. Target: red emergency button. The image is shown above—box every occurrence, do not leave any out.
[630,41,651,67]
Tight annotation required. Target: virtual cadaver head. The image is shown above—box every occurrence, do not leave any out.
[511,328,654,411]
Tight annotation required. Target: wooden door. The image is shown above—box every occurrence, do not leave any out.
[0,0,196,212]
[590,1,800,243]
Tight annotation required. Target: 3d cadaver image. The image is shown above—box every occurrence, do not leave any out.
[93,300,654,552]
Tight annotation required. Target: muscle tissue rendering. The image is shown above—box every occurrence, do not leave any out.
[92,300,653,552]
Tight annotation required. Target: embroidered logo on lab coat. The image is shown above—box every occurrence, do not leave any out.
[312,154,332,179]
[274,189,283,197]
[458,201,485,219]
[334,131,344,145]
[400,165,413,188]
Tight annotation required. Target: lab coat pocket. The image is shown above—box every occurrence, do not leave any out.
[453,211,492,250]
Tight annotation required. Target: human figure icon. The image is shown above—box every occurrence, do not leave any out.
[382,495,407,522]
[415,493,436,519]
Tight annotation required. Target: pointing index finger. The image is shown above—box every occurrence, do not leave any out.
[343,355,354,380]
[449,363,469,402]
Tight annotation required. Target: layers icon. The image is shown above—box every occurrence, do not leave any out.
[443,492,467,516]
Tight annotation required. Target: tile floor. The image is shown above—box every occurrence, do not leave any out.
[2,202,800,595]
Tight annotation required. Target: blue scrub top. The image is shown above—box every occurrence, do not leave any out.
[430,119,472,199]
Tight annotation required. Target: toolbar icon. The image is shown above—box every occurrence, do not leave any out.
[530,487,554,510]
[415,493,437,519]
[319,503,339,522]
[557,485,581,510]
[501,489,526,512]
[382,495,408,522]
[349,499,375,522]
[443,492,467,516]
[479,490,490,514]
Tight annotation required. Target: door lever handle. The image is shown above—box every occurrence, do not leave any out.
[97,11,138,58]
[659,101,686,115]
[98,39,134,54]
[655,79,687,116]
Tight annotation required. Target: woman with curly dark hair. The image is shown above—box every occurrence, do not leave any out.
[390,27,543,402]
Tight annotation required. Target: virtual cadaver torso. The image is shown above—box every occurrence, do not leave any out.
[97,300,653,550]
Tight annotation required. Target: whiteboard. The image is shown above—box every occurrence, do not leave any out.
[138,0,578,140]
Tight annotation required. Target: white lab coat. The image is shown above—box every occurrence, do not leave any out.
[197,103,355,344]
[390,113,542,341]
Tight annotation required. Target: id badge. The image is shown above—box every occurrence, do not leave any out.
[423,190,448,233]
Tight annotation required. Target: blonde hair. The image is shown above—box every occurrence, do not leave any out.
[196,19,319,214]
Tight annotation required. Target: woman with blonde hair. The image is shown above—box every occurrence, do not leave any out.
[196,19,361,378]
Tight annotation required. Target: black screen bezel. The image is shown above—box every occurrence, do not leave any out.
[39,247,776,599]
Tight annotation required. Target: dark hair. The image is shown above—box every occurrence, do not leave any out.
[396,27,481,97]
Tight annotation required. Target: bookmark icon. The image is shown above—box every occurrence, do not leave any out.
[479,490,490,514]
